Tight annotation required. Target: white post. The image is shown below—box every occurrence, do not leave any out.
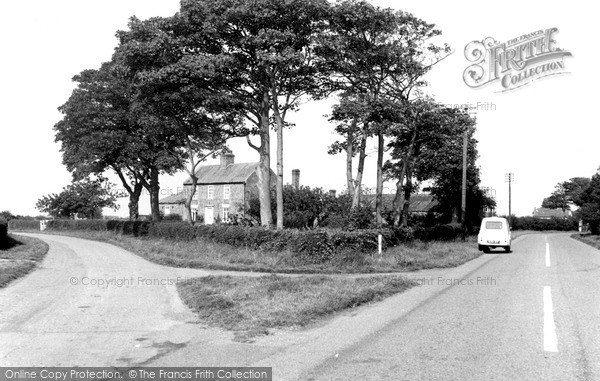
[378,233,382,256]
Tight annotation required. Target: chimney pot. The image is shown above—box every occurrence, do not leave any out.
[221,153,235,168]
[292,169,300,189]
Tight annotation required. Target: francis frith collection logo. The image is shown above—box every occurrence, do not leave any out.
[463,28,572,92]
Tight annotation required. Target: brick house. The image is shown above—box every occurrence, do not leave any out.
[160,153,276,223]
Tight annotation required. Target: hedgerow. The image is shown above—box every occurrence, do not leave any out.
[510,216,578,231]
[0,219,7,245]
[8,219,42,231]
[34,219,467,262]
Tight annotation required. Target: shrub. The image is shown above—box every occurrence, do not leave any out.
[8,219,42,231]
[510,216,578,231]
[48,219,108,231]
[148,222,197,241]
[414,223,464,241]
[0,219,7,244]
[35,218,465,264]
[163,214,183,221]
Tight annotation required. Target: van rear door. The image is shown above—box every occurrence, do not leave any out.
[484,220,505,244]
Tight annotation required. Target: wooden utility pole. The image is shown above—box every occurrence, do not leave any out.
[461,129,468,228]
[505,173,514,227]
[461,107,476,238]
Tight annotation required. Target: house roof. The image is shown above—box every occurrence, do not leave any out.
[159,191,187,205]
[183,162,259,185]
[364,193,438,213]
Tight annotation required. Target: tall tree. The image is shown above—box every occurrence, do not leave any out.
[385,99,458,226]
[327,94,371,208]
[318,0,449,227]
[542,177,590,211]
[575,172,600,234]
[412,108,491,227]
[159,0,330,228]
[115,16,245,224]
[55,61,176,220]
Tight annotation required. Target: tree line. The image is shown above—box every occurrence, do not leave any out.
[47,0,492,228]
[542,174,600,234]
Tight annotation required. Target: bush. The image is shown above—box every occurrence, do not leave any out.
[414,223,464,241]
[37,218,466,264]
[163,214,183,221]
[0,219,7,244]
[48,219,108,231]
[510,216,578,231]
[8,219,42,231]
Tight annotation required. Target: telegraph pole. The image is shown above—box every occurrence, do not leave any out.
[505,173,514,227]
[462,107,476,237]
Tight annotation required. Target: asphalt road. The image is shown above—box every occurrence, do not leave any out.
[303,233,600,381]
[2,232,598,381]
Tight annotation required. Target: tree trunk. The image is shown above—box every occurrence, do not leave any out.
[128,182,143,220]
[149,165,161,221]
[184,174,198,225]
[273,99,285,230]
[391,161,407,226]
[113,167,143,221]
[400,160,415,227]
[254,93,273,227]
[394,125,418,226]
[346,117,357,196]
[375,129,384,228]
[351,130,368,209]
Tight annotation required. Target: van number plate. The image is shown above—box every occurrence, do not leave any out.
[487,240,500,244]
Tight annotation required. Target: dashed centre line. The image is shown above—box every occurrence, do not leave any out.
[546,243,551,267]
[543,286,558,352]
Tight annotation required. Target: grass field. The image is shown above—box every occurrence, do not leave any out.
[178,274,416,341]
[0,235,49,287]
[21,230,484,274]
[571,233,600,249]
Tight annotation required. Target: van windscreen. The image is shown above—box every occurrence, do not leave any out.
[485,221,503,229]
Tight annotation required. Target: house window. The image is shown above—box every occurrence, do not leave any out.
[207,185,214,200]
[193,186,199,200]
[223,205,230,222]
[224,185,231,200]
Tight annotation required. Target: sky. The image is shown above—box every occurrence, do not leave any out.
[0,0,596,218]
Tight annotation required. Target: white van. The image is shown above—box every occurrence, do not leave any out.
[478,217,511,253]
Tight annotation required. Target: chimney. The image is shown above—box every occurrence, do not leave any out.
[292,169,300,189]
[220,153,235,168]
[329,189,337,197]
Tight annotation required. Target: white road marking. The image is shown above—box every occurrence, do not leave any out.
[543,286,558,352]
[546,243,551,267]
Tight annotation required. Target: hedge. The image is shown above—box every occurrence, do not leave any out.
[510,216,578,231]
[37,219,465,263]
[8,219,42,231]
[0,219,7,245]
[414,223,464,241]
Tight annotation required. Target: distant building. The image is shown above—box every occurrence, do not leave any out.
[159,153,275,223]
[159,191,188,217]
[532,207,572,219]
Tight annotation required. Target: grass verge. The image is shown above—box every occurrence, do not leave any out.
[571,233,600,249]
[178,274,416,341]
[0,234,49,287]
[18,230,484,274]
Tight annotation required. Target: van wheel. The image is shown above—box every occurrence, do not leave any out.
[482,246,490,253]
[504,246,511,253]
